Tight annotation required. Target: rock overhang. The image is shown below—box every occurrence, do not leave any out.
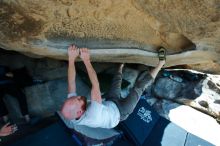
[0,0,219,73]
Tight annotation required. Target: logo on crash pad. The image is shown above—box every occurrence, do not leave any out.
[137,107,152,123]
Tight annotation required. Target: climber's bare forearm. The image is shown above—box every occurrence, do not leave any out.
[68,45,79,93]
[68,60,76,93]
[80,48,102,103]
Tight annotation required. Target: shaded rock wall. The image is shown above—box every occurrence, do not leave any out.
[0,0,220,73]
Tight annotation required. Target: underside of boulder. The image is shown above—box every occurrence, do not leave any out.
[0,0,220,73]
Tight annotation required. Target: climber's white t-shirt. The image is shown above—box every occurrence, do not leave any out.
[67,92,120,129]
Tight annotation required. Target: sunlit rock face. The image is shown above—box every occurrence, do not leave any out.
[153,70,220,120]
[0,0,219,73]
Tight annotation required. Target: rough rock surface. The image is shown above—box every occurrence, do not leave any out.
[153,70,220,120]
[0,0,220,73]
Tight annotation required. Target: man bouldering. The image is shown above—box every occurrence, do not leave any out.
[60,45,166,128]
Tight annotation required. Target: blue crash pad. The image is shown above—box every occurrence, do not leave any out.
[119,98,214,146]
[7,122,77,146]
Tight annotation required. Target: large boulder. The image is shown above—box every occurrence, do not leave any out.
[153,70,220,120]
[0,0,220,73]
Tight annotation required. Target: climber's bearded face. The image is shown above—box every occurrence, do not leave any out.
[61,96,86,120]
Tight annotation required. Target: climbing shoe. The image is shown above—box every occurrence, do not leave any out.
[158,47,166,61]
